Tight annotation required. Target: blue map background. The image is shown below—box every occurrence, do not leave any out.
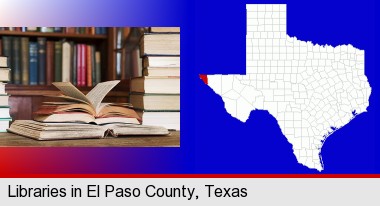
[193,0,378,173]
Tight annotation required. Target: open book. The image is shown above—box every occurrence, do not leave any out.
[34,80,141,125]
[8,120,169,140]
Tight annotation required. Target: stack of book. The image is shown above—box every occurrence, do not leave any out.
[0,56,12,132]
[130,27,180,130]
[0,37,101,86]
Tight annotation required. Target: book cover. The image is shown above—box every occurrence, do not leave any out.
[0,56,9,68]
[20,37,29,85]
[29,42,38,85]
[95,51,101,84]
[37,37,47,85]
[46,41,54,85]
[62,41,71,82]
[1,37,12,70]
[140,33,180,56]
[12,37,21,84]
[54,41,62,82]
[72,43,77,85]
[86,45,92,87]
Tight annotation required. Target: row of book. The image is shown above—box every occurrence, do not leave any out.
[0,27,107,35]
[0,37,102,86]
[129,27,180,130]
[0,56,11,132]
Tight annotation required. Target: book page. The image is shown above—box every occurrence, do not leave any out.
[86,80,120,114]
[52,82,91,104]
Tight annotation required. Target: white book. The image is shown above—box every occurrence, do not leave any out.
[62,42,71,82]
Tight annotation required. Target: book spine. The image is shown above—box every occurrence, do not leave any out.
[37,37,46,85]
[86,45,92,87]
[91,46,96,85]
[12,37,21,84]
[81,44,86,86]
[76,44,81,86]
[1,37,12,69]
[95,27,101,35]
[20,37,29,85]
[72,43,77,85]
[46,41,54,85]
[0,39,2,56]
[95,51,101,84]
[54,41,62,82]
[62,42,71,82]
[29,42,38,85]
[53,27,62,33]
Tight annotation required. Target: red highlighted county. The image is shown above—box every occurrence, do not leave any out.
[199,4,371,171]
[199,74,208,85]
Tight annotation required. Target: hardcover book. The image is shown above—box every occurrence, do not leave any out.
[34,80,141,125]
[8,120,169,141]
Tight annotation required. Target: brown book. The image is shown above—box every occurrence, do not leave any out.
[89,27,95,35]
[46,41,54,85]
[0,39,2,56]
[86,45,92,87]
[20,37,29,85]
[65,27,75,34]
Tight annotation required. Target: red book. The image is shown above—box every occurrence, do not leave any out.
[81,44,87,87]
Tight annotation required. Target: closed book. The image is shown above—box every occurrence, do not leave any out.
[140,33,180,56]
[137,111,180,131]
[130,77,180,94]
[29,42,38,85]
[40,27,54,32]
[12,37,21,84]
[76,44,81,86]
[72,43,77,85]
[20,37,29,85]
[66,27,75,34]
[81,44,87,86]
[27,27,38,32]
[0,119,11,132]
[77,44,87,86]
[143,56,180,68]
[95,51,101,84]
[143,67,180,77]
[62,41,71,82]
[37,37,47,85]
[0,39,2,56]
[0,106,11,118]
[130,93,180,111]
[0,95,9,106]
[54,27,62,33]
[131,48,143,77]
[91,46,96,85]
[149,27,180,33]
[46,41,54,85]
[1,37,12,69]
[86,45,92,87]
[95,27,102,35]
[0,56,9,68]
[0,83,6,94]
[0,68,10,82]
[54,41,62,82]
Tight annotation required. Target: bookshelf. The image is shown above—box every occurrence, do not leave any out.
[0,27,131,120]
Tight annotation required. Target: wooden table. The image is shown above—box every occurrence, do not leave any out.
[0,131,180,147]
